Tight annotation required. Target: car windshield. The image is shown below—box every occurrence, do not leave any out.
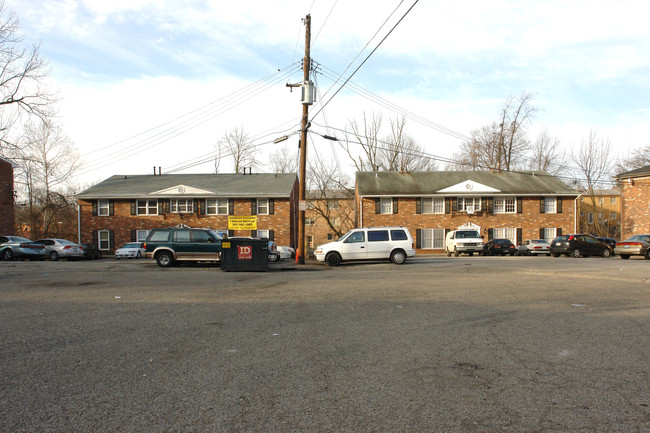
[338,230,354,242]
[628,235,650,242]
[123,243,139,248]
[456,231,480,239]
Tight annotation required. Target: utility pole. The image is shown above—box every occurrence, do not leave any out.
[287,14,312,265]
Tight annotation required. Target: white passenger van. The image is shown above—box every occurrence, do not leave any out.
[314,227,416,266]
[445,229,484,257]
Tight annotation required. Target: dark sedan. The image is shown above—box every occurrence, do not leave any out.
[483,239,517,256]
[550,234,612,258]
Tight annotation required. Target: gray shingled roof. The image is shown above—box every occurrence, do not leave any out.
[356,171,578,196]
[76,173,297,199]
[614,165,650,179]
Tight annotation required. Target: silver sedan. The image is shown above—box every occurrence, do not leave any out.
[614,234,650,259]
[34,238,86,261]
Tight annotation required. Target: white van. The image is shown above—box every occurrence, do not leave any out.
[445,229,484,257]
[314,227,416,266]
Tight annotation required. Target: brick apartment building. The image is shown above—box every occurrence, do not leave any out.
[578,189,622,239]
[0,156,16,235]
[76,173,299,252]
[356,171,579,253]
[614,165,650,239]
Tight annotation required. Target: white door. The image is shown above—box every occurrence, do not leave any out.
[338,231,367,260]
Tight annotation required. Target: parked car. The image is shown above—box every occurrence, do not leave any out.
[445,229,484,257]
[314,227,415,266]
[82,243,103,260]
[550,234,612,258]
[144,227,223,267]
[267,240,281,262]
[115,242,145,259]
[34,238,86,261]
[517,239,551,256]
[597,237,617,250]
[276,245,295,260]
[483,239,516,256]
[614,234,650,260]
[0,236,48,261]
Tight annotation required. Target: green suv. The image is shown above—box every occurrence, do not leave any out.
[144,227,223,267]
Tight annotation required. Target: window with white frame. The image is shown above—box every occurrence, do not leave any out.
[136,230,149,242]
[493,228,516,244]
[544,197,557,213]
[257,198,269,215]
[171,199,194,213]
[598,212,604,221]
[332,217,340,227]
[306,217,315,225]
[494,197,516,213]
[610,212,617,220]
[98,200,110,216]
[257,229,269,239]
[206,198,228,215]
[542,228,556,243]
[380,197,393,214]
[421,197,444,214]
[327,200,340,209]
[610,197,617,204]
[588,212,594,224]
[598,197,604,205]
[137,199,158,215]
[420,228,445,249]
[307,235,314,247]
[457,197,481,212]
[98,230,111,250]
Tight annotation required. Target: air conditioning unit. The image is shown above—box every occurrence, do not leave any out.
[466,205,475,215]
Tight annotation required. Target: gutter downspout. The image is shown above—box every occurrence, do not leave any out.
[359,195,363,228]
[574,195,580,234]
[77,204,82,244]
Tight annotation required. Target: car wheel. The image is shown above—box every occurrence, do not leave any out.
[390,249,406,264]
[49,251,59,261]
[602,248,611,258]
[453,248,460,257]
[156,251,174,267]
[325,252,341,266]
[645,250,650,260]
[446,249,452,257]
[136,251,141,259]
[2,248,14,261]
[571,249,581,258]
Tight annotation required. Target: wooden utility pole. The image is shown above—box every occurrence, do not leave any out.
[297,14,311,264]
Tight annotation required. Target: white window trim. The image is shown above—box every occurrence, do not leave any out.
[98,200,110,216]
[493,197,516,214]
[421,197,445,214]
[257,229,270,238]
[171,199,194,214]
[205,198,228,215]
[137,199,158,215]
[542,228,557,243]
[458,197,481,212]
[380,197,393,214]
[98,230,111,250]
[544,197,557,214]
[135,230,149,242]
[493,228,516,244]
[257,198,269,215]
[420,228,445,249]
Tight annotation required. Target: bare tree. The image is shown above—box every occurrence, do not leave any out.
[0,1,55,154]
[615,145,650,174]
[451,92,536,171]
[339,112,436,172]
[307,158,354,239]
[381,116,437,172]
[571,130,614,237]
[215,126,258,174]
[12,120,79,237]
[528,127,566,175]
[269,145,298,174]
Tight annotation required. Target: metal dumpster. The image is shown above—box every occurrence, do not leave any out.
[220,237,269,272]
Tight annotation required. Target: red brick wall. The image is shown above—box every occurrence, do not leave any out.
[620,178,650,239]
[359,196,577,253]
[0,159,15,235]
[78,197,296,252]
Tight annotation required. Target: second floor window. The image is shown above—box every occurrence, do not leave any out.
[421,198,444,214]
[98,200,110,216]
[380,197,393,214]
[137,200,158,215]
[206,199,228,215]
[257,198,269,215]
[457,197,481,212]
[494,197,516,213]
[544,197,556,213]
[171,199,194,213]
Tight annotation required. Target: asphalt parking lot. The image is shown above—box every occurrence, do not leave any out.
[1,255,649,432]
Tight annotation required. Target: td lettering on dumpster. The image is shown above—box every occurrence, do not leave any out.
[238,246,252,260]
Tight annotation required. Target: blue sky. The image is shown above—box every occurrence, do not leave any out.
[7,0,650,186]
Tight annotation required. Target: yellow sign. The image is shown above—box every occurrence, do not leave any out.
[228,215,257,230]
